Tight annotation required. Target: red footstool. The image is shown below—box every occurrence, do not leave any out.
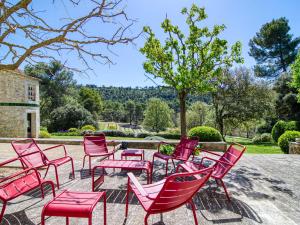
[41,190,106,225]
[121,149,145,160]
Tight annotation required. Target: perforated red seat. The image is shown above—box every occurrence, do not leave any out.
[11,138,75,189]
[41,190,106,225]
[125,167,212,225]
[152,137,199,176]
[178,143,246,201]
[0,157,55,223]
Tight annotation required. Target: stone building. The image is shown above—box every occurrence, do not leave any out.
[0,70,40,138]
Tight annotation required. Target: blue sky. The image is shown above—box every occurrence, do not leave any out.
[35,0,300,87]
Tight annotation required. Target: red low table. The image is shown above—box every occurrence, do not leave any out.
[41,190,106,225]
[92,159,152,191]
[121,149,145,160]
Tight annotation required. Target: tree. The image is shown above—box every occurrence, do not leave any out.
[140,4,242,136]
[186,101,208,130]
[133,102,144,125]
[48,104,96,132]
[0,0,138,71]
[212,67,274,139]
[249,17,300,78]
[143,98,174,133]
[274,73,300,121]
[125,100,135,125]
[24,60,76,122]
[291,52,300,102]
[79,87,103,118]
[101,101,125,122]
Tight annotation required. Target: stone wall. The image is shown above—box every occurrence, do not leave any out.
[0,70,40,138]
[289,142,300,154]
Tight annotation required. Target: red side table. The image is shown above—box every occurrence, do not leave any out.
[41,190,106,225]
[121,149,145,160]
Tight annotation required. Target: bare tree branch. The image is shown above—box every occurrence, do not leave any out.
[0,0,141,71]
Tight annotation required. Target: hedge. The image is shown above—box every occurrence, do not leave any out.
[188,126,222,142]
[278,131,300,153]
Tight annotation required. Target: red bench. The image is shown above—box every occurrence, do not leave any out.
[92,160,152,191]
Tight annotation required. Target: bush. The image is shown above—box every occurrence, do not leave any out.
[81,125,96,131]
[271,120,300,142]
[68,128,80,133]
[51,131,81,136]
[96,130,135,137]
[278,131,300,153]
[48,104,96,132]
[188,126,222,142]
[40,126,48,132]
[252,133,272,144]
[159,144,174,155]
[39,130,51,138]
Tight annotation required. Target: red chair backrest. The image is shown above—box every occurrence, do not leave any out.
[83,134,109,155]
[11,139,46,168]
[213,143,246,178]
[172,137,198,161]
[149,168,212,213]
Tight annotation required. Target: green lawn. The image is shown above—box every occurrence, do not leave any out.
[225,136,283,154]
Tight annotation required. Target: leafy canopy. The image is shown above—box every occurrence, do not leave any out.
[143,98,174,133]
[249,17,300,78]
[140,4,243,95]
[291,52,300,101]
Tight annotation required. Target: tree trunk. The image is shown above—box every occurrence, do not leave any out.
[179,91,187,137]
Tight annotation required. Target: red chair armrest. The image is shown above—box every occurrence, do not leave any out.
[201,149,222,157]
[43,144,67,157]
[127,172,148,197]
[201,156,233,166]
[0,157,22,167]
[0,167,41,184]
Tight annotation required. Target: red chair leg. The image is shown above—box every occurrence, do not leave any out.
[125,181,131,218]
[103,192,107,225]
[219,179,231,201]
[144,213,150,225]
[44,165,50,178]
[0,201,7,223]
[151,155,156,176]
[165,159,169,177]
[40,184,45,199]
[53,165,60,189]
[41,213,45,225]
[66,217,69,225]
[82,155,87,169]
[42,181,56,198]
[89,156,92,173]
[190,200,199,225]
[70,158,75,179]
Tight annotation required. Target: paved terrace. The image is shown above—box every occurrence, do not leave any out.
[0,143,299,225]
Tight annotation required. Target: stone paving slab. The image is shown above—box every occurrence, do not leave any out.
[0,144,299,225]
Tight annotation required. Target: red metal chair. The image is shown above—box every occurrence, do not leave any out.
[177,143,246,201]
[82,134,116,172]
[0,156,56,223]
[11,138,75,189]
[125,166,213,225]
[152,137,198,176]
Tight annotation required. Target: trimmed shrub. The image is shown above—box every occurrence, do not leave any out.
[39,130,51,138]
[188,126,222,142]
[278,131,300,153]
[81,125,96,131]
[96,130,135,137]
[51,131,81,136]
[271,120,300,142]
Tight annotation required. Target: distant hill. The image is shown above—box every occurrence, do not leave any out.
[86,85,211,111]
